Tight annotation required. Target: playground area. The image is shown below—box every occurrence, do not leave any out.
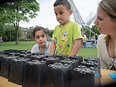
[86,40,97,48]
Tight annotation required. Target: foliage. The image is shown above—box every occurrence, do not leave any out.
[27,26,35,40]
[81,25,99,40]
[91,25,100,35]
[2,25,22,41]
[0,0,40,44]
[46,28,54,38]
[0,23,5,36]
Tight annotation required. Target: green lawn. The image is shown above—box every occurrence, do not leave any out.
[0,41,97,58]
[0,41,36,51]
[78,48,97,58]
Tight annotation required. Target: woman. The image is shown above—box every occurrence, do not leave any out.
[94,0,116,70]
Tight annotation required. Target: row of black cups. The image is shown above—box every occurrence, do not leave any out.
[0,49,101,87]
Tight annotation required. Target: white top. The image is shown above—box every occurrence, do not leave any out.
[97,34,116,69]
[31,42,51,54]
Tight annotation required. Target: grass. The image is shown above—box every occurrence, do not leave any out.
[0,41,36,51]
[0,41,97,58]
[78,48,97,58]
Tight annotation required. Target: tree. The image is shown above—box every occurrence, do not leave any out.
[91,25,100,35]
[0,0,40,44]
[81,25,99,40]
[27,26,35,40]
[81,25,91,39]
[2,24,22,41]
[0,23,4,36]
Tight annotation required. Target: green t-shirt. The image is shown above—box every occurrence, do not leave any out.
[52,21,82,56]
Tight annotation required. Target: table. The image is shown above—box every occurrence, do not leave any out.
[100,69,116,86]
[0,76,21,87]
[0,69,116,87]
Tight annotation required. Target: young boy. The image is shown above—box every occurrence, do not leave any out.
[50,0,82,56]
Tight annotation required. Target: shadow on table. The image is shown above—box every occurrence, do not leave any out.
[102,82,116,87]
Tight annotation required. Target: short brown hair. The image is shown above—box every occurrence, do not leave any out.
[33,26,47,38]
[54,0,71,10]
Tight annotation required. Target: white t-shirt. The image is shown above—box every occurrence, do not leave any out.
[31,42,50,54]
[97,34,116,69]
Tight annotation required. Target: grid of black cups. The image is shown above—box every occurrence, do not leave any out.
[0,49,101,87]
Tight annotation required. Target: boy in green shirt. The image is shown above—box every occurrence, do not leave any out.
[50,0,82,56]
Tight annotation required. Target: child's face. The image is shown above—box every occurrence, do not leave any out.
[54,4,72,26]
[34,30,47,47]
